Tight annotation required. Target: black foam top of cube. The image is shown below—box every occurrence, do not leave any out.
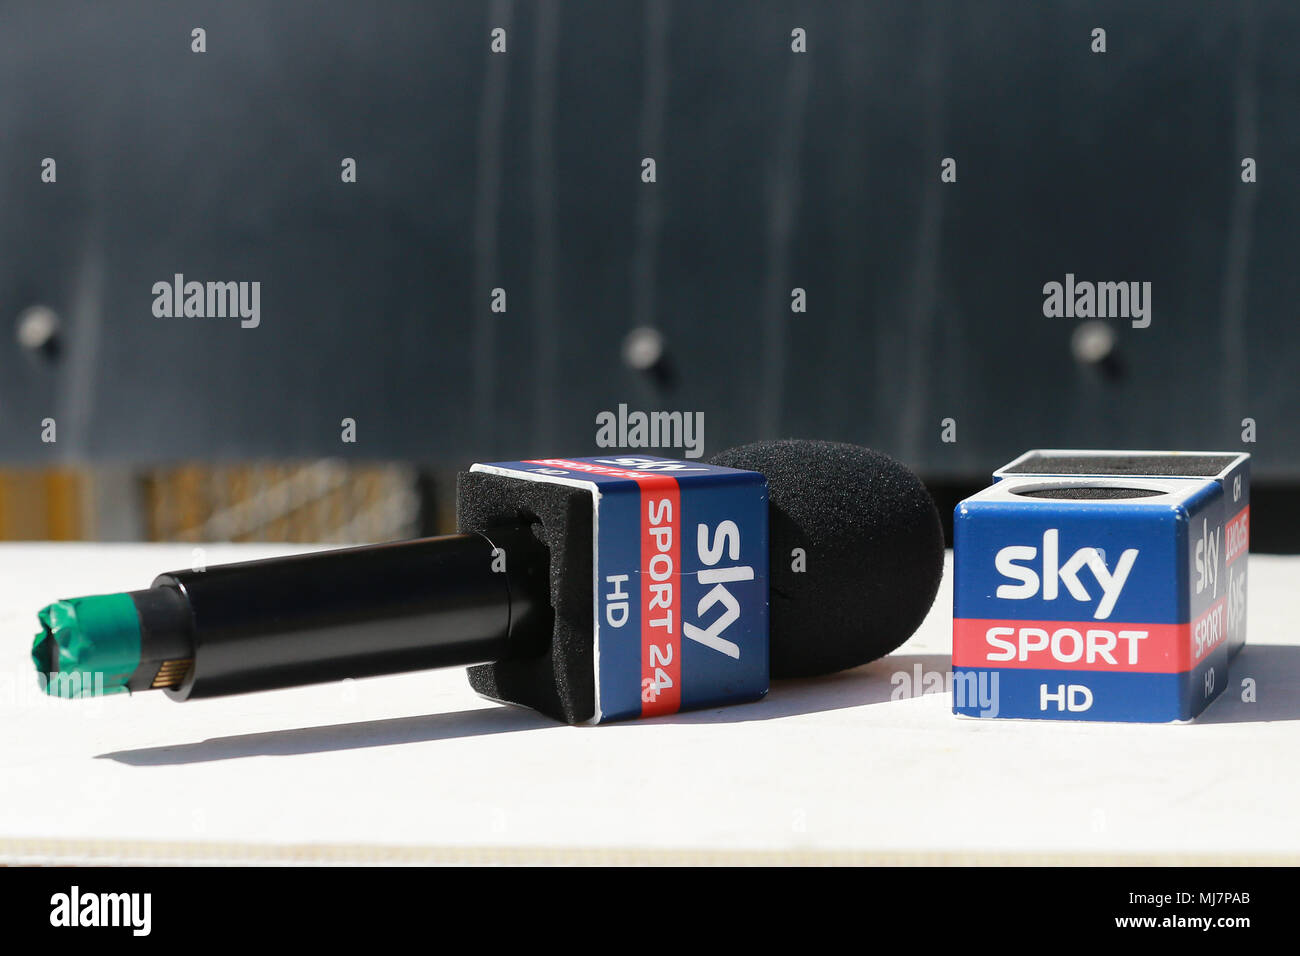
[1013,486,1164,499]
[1004,452,1236,478]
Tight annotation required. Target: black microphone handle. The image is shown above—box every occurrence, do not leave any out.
[126,525,554,700]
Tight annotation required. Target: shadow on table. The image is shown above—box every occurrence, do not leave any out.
[1199,643,1300,724]
[99,644,1299,765]
[98,653,951,766]
[649,653,953,726]
[98,705,557,766]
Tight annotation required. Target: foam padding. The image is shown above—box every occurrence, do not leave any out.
[1003,453,1237,477]
[1013,486,1165,499]
[710,440,945,679]
[456,472,595,724]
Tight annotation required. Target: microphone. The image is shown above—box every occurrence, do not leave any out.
[709,440,945,679]
[32,440,944,723]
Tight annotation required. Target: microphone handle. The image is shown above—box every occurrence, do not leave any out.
[133,525,553,700]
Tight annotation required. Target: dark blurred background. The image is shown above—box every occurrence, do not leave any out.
[1,1,1296,547]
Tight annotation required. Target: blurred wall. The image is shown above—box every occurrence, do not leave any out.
[1,1,1296,478]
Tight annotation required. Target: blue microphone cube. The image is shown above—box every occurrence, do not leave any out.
[469,455,769,722]
[953,457,1247,723]
[994,450,1250,659]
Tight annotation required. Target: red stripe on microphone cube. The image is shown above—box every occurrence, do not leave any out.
[637,476,682,717]
[954,596,1229,676]
[952,618,1185,672]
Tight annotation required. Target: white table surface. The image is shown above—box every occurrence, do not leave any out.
[2,543,1297,865]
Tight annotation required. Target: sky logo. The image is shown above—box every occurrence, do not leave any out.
[1195,517,1221,598]
[993,529,1138,620]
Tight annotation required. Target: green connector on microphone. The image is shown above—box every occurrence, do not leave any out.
[33,594,143,698]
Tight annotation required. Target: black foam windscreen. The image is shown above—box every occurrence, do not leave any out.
[709,440,945,679]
